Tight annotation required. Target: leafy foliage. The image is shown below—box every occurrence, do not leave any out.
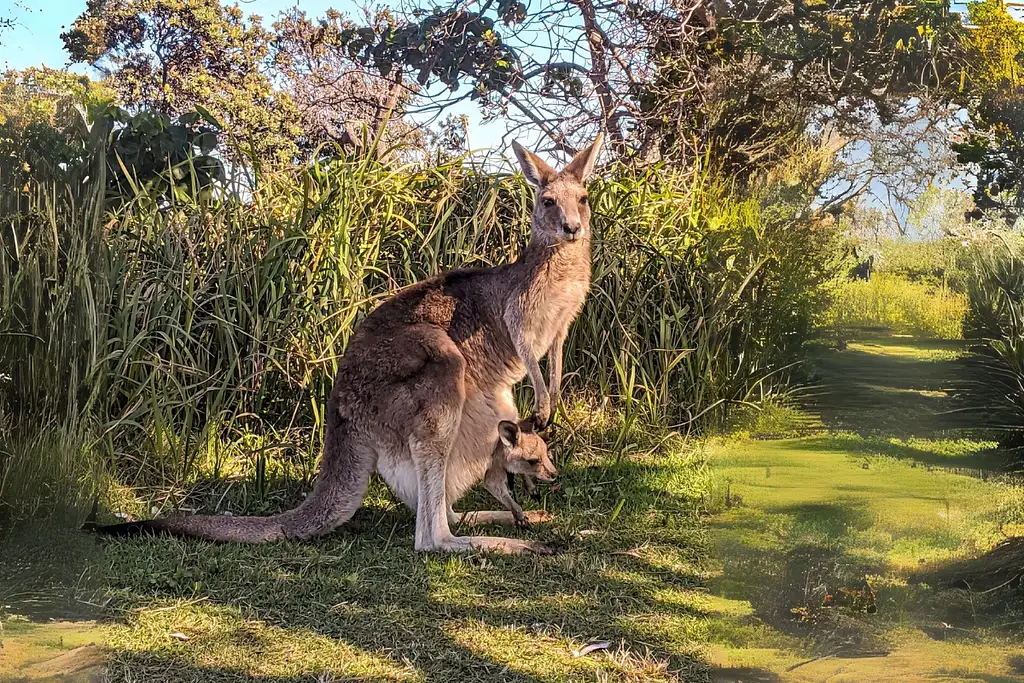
[954,0,1024,221]
[964,238,1024,442]
[61,0,425,164]
[643,0,966,171]
[105,108,224,202]
[1,68,224,204]
[271,8,423,156]
[61,0,301,163]
[0,67,116,184]
[325,0,968,179]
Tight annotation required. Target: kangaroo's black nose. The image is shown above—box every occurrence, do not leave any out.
[562,222,581,235]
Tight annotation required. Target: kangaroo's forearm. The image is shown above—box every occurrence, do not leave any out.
[505,310,550,411]
[548,333,565,403]
[520,347,549,408]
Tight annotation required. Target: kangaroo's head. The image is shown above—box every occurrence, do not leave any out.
[512,135,604,246]
[497,419,558,482]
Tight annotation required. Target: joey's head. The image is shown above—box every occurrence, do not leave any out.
[512,134,604,246]
[497,419,558,482]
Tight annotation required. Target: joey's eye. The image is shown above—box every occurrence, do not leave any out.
[579,195,588,205]
[526,458,541,465]
[542,197,556,208]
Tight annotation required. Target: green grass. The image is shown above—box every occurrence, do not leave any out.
[84,404,714,682]
[706,335,1024,682]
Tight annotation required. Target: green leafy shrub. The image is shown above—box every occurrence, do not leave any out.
[825,273,968,339]
[964,238,1024,440]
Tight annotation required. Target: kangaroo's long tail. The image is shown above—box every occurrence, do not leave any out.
[87,404,376,543]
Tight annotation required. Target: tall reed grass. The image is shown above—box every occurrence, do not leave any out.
[0,140,839,520]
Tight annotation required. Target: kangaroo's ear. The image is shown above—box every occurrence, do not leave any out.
[563,132,604,181]
[498,420,521,448]
[512,141,557,187]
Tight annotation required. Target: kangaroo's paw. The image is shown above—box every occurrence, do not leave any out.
[522,510,553,524]
[512,511,531,529]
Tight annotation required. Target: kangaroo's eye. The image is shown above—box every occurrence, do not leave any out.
[542,197,556,208]
[579,195,588,205]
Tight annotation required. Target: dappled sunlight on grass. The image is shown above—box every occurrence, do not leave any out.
[107,602,420,681]
[93,404,714,682]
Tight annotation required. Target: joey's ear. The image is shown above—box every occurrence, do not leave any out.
[512,141,557,187]
[518,418,535,434]
[563,132,604,181]
[498,420,521,448]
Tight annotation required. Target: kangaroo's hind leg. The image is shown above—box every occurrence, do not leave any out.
[412,426,553,554]
[405,334,551,555]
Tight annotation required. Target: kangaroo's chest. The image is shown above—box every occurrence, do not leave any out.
[524,272,589,355]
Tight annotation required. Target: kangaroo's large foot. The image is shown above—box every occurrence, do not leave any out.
[454,510,554,527]
[419,534,555,555]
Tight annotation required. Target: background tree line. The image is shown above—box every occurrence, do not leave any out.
[0,0,1021,224]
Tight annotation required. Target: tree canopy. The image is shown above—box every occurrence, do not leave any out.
[35,0,1024,222]
[61,0,420,163]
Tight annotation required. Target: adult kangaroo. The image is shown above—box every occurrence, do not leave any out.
[92,135,603,554]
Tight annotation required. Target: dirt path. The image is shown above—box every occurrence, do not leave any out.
[706,336,1024,682]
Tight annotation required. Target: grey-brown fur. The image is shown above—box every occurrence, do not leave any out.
[90,135,603,555]
[472,419,557,528]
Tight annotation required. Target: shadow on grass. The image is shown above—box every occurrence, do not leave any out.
[0,521,106,623]
[921,537,1024,598]
[803,338,989,440]
[95,451,714,682]
[712,499,882,653]
[709,666,782,682]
